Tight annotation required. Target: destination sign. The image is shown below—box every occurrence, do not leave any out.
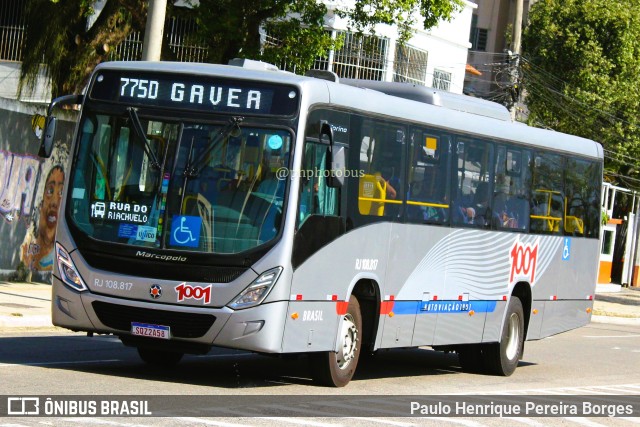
[89,70,299,116]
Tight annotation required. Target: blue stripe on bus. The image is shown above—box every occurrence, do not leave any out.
[390,300,498,314]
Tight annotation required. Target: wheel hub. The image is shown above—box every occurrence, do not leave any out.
[505,312,521,360]
[336,313,358,369]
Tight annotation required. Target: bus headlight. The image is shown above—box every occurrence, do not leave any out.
[228,267,282,310]
[55,243,87,292]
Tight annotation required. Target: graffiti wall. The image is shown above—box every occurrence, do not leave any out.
[0,98,76,283]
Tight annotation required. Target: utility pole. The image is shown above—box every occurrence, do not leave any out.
[509,0,524,120]
[142,0,167,61]
[512,0,523,54]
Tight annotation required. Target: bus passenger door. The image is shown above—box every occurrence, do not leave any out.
[286,135,346,353]
[370,124,423,348]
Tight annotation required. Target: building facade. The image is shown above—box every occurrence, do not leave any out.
[1,0,477,101]
[464,0,533,101]
[309,1,477,94]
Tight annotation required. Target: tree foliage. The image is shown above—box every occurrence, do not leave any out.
[189,0,336,72]
[19,0,149,98]
[522,0,640,186]
[344,0,464,44]
[20,0,463,98]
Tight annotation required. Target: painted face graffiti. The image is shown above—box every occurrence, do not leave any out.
[41,166,64,241]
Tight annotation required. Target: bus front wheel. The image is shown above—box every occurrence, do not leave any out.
[310,295,362,387]
[484,296,524,376]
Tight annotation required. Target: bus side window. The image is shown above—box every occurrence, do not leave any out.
[565,157,600,237]
[298,141,338,226]
[93,123,111,200]
[530,152,564,235]
[492,147,530,230]
[452,139,493,227]
[356,121,404,218]
[406,129,449,224]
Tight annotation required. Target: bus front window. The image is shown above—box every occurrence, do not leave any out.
[69,111,291,255]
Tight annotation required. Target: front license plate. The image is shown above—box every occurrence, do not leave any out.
[131,322,170,340]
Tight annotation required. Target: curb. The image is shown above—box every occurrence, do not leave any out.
[0,315,53,329]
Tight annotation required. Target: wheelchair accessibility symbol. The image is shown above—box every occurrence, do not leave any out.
[562,237,571,261]
[170,215,202,248]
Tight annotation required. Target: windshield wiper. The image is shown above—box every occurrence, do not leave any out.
[184,116,243,178]
[127,107,161,169]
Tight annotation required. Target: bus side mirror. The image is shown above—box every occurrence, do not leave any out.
[38,116,57,158]
[38,94,84,158]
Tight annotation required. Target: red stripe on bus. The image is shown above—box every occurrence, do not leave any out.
[380,301,395,315]
[336,301,349,315]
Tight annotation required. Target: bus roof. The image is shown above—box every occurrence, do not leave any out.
[94,61,603,161]
[340,79,512,122]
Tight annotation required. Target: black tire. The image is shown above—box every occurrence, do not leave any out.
[457,344,484,373]
[137,347,183,366]
[310,295,362,387]
[483,296,524,376]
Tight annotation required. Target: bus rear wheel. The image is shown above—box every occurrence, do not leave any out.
[310,295,362,387]
[484,296,524,376]
[137,347,183,366]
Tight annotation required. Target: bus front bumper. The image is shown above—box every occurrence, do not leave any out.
[52,277,288,354]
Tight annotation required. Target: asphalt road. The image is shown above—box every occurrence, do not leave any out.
[1,322,640,426]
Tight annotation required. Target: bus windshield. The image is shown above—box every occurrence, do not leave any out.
[68,110,291,254]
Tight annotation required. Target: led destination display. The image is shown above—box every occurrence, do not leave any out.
[89,70,299,116]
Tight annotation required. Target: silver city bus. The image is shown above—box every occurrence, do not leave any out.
[43,60,602,387]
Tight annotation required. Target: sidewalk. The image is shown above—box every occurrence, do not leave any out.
[591,284,640,325]
[0,281,53,329]
[0,281,639,330]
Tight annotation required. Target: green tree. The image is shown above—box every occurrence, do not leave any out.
[19,0,463,98]
[19,0,150,98]
[522,0,640,186]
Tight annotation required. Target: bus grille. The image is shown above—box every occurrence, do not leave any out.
[92,301,216,338]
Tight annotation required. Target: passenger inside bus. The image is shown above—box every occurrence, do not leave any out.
[407,179,446,222]
[452,191,477,224]
[472,181,491,226]
[377,166,398,200]
[492,190,518,229]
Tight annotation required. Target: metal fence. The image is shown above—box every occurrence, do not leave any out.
[165,15,208,62]
[331,31,388,80]
[110,15,209,62]
[0,2,208,64]
[268,30,390,81]
[0,0,26,62]
[393,44,428,85]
